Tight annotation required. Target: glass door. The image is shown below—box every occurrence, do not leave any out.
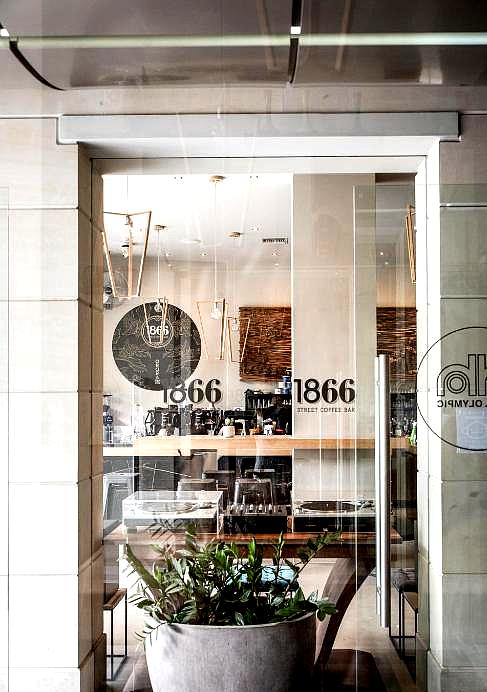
[292,174,388,688]
[101,169,419,692]
[355,180,418,684]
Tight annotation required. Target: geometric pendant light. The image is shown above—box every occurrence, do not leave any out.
[404,204,416,285]
[103,209,152,298]
[197,175,227,360]
[136,221,170,351]
[144,223,169,341]
[225,314,251,363]
[224,222,251,364]
[197,297,227,360]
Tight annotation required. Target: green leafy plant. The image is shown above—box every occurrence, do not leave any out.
[124,531,338,639]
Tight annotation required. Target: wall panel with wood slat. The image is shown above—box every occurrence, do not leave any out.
[239,306,291,382]
[376,307,416,380]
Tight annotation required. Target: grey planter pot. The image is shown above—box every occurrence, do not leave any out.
[145,612,316,692]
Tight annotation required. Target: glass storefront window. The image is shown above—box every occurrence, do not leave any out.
[89,151,487,692]
[100,169,423,690]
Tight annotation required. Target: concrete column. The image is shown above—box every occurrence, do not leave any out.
[0,119,104,692]
[417,116,487,691]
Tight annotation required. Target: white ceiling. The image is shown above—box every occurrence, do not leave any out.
[375,183,416,307]
[103,173,292,269]
[103,174,416,306]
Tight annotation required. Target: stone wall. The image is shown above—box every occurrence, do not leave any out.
[416,115,487,692]
[0,119,105,692]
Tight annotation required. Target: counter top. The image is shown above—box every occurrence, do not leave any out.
[103,435,414,457]
[104,526,402,557]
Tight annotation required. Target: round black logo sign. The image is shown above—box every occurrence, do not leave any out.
[112,302,201,390]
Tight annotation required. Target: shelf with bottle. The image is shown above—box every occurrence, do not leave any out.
[390,392,417,440]
[245,369,293,410]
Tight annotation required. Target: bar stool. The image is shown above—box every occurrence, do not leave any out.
[391,567,417,658]
[400,590,418,659]
[104,588,128,681]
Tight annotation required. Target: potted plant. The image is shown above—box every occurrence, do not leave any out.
[124,531,338,692]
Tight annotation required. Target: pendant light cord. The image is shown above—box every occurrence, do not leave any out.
[213,180,218,303]
[157,225,161,300]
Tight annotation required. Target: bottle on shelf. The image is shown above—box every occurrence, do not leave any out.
[103,394,114,445]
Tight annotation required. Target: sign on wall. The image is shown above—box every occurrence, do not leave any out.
[112,302,201,391]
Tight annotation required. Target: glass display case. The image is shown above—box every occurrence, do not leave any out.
[292,450,376,532]
[122,490,223,534]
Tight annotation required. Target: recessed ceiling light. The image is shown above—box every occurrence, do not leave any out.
[180,238,201,245]
[274,262,280,267]
[165,252,171,257]
[201,252,208,257]
[384,261,389,265]
[379,251,384,256]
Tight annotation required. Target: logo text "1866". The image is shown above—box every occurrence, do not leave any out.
[294,378,355,404]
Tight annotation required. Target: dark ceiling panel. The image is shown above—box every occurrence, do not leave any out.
[294,0,487,85]
[0,0,290,37]
[13,46,290,87]
[0,0,291,87]
[302,0,487,34]
[3,0,487,87]
[294,45,487,85]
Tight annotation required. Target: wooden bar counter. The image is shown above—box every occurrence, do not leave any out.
[105,525,401,555]
[104,435,414,457]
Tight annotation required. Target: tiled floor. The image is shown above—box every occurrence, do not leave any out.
[106,554,417,692]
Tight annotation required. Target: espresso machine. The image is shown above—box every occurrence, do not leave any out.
[223,460,292,534]
[145,406,180,436]
[191,409,205,434]
[144,405,218,436]
[183,405,219,435]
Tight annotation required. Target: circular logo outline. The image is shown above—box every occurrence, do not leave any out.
[416,325,487,451]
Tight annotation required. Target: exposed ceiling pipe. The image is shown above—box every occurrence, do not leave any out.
[1,32,486,50]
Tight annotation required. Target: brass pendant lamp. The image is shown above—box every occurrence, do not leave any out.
[225,228,250,364]
[143,223,169,345]
[103,177,152,299]
[405,204,416,284]
[197,175,227,360]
